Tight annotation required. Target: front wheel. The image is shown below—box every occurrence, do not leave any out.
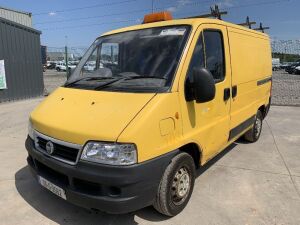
[153,152,195,216]
[244,110,263,143]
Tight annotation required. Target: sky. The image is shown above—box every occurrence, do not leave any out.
[0,0,299,48]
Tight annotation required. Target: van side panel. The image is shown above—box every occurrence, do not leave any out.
[227,27,272,132]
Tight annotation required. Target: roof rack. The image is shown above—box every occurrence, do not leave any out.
[253,22,270,33]
[181,5,270,32]
[185,5,227,20]
[238,16,256,29]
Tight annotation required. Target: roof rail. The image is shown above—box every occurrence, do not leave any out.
[253,22,270,33]
[238,16,256,29]
[185,5,227,20]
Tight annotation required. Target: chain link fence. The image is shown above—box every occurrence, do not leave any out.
[272,70,300,106]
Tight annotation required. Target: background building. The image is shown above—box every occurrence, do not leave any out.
[47,52,75,62]
[0,6,32,27]
[0,6,44,102]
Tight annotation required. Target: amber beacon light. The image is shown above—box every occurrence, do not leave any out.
[143,11,173,24]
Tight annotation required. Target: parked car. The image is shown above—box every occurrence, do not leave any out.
[47,62,56,69]
[295,66,300,75]
[272,58,280,71]
[285,62,300,74]
[280,62,292,70]
[83,61,96,71]
[56,62,77,72]
[272,64,280,71]
[26,11,272,216]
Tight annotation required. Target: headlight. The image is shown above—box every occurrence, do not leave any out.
[28,120,35,140]
[81,142,137,165]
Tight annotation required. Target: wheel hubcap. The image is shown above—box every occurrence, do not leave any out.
[254,117,262,138]
[171,167,191,205]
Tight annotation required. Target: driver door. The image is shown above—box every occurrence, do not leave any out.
[181,24,232,162]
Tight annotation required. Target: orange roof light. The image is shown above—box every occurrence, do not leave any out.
[143,11,173,24]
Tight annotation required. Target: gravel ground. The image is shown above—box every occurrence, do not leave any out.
[43,70,300,106]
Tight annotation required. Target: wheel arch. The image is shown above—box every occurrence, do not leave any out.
[178,142,202,168]
[258,104,268,119]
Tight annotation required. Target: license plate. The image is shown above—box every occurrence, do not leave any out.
[38,176,67,200]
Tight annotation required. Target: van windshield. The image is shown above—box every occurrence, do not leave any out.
[65,25,190,92]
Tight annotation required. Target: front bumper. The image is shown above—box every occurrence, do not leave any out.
[25,136,177,214]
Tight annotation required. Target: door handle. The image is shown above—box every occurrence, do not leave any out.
[224,88,230,101]
[232,85,237,98]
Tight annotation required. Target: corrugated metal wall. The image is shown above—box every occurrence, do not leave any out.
[0,7,32,27]
[0,17,44,102]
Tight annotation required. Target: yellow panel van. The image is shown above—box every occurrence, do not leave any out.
[26,12,272,216]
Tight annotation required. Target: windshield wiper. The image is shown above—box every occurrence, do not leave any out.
[94,77,123,90]
[118,72,167,80]
[125,76,167,80]
[64,76,116,87]
[65,74,167,90]
[93,75,166,90]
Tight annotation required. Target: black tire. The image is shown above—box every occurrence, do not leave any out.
[153,152,196,216]
[244,110,263,143]
[56,67,61,72]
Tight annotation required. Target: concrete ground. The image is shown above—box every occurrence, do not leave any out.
[0,98,299,225]
[43,70,67,94]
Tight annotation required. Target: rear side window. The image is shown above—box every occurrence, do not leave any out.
[203,30,225,82]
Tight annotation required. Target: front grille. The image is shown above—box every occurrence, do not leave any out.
[34,132,81,165]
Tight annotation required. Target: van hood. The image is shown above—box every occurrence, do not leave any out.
[31,87,155,145]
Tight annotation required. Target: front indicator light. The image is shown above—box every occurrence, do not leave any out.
[81,142,137,166]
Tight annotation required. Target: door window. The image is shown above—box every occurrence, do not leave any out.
[185,29,225,101]
[203,30,225,82]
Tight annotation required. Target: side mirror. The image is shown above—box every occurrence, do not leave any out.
[192,68,216,103]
